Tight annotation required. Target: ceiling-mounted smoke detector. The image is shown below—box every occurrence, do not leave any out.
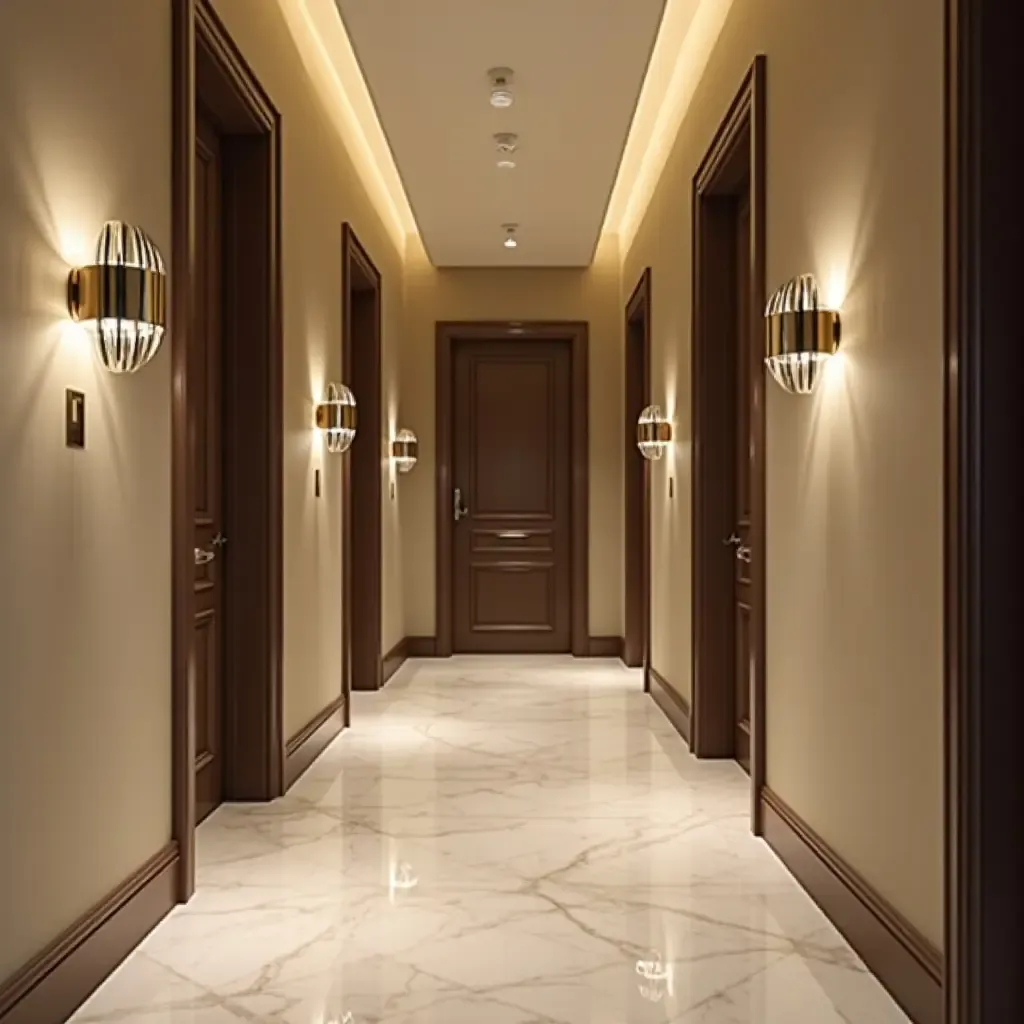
[502,224,518,249]
[494,132,518,168]
[488,67,515,108]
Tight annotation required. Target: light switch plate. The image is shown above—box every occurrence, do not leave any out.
[65,389,85,449]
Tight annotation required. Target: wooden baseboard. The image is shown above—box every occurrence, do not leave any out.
[760,787,941,1024]
[406,635,438,657]
[284,695,345,789]
[649,666,691,744]
[0,843,178,1024]
[585,636,624,658]
[382,637,408,685]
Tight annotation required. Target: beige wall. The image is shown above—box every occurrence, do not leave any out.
[401,240,623,639]
[210,0,405,736]
[0,0,404,982]
[0,0,172,981]
[622,0,944,947]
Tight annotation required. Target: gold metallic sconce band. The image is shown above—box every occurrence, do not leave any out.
[315,400,357,433]
[636,420,672,446]
[765,309,841,360]
[392,437,419,463]
[67,265,167,328]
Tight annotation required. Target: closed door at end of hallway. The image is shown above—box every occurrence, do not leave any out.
[452,339,573,653]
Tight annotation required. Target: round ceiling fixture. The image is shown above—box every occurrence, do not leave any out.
[502,224,518,249]
[488,67,514,108]
[494,132,518,169]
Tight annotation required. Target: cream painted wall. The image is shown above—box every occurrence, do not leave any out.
[0,0,172,981]
[622,0,944,947]
[401,240,623,639]
[210,0,406,737]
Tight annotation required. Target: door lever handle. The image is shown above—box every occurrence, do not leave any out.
[723,533,742,546]
[194,547,216,566]
[454,487,470,522]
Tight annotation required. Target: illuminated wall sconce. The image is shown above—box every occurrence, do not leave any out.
[636,405,672,460]
[67,220,167,373]
[391,428,419,473]
[764,273,842,395]
[315,383,357,453]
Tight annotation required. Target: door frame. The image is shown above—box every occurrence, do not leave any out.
[341,223,383,694]
[623,270,652,677]
[435,321,590,658]
[944,0,1024,1016]
[690,56,767,831]
[171,0,284,901]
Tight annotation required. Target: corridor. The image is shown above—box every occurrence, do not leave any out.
[71,658,908,1023]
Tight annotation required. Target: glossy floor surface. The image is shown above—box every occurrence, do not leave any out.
[71,657,909,1023]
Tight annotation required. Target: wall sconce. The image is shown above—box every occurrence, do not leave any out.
[315,383,357,453]
[764,273,842,394]
[67,220,167,373]
[636,405,672,460]
[391,428,418,473]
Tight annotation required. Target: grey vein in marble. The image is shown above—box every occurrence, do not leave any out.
[71,656,910,1023]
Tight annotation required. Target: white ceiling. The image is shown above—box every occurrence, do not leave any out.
[334,0,669,267]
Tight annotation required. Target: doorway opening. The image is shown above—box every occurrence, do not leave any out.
[623,270,652,677]
[435,321,590,657]
[171,0,284,900]
[691,57,766,821]
[342,225,383,693]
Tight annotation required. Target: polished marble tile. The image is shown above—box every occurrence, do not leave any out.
[70,656,909,1023]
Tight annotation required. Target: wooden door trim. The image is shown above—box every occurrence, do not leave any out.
[341,223,383,695]
[944,0,1024,1017]
[435,321,589,658]
[624,269,652,678]
[171,0,284,902]
[690,56,767,832]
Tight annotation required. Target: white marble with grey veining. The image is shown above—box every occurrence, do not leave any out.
[70,656,910,1023]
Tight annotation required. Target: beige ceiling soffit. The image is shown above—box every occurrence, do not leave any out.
[279,0,418,254]
[602,0,736,257]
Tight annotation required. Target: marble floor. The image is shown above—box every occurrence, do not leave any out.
[71,657,909,1023]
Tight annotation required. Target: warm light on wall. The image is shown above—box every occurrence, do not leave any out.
[637,405,673,460]
[66,220,167,373]
[391,428,418,473]
[315,383,357,452]
[764,274,842,395]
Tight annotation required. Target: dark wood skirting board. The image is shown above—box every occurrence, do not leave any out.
[0,844,178,1024]
[585,636,625,659]
[405,636,438,657]
[648,667,691,744]
[284,696,345,789]
[761,787,941,1024]
[382,637,408,685]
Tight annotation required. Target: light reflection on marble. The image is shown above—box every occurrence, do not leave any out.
[70,656,910,1023]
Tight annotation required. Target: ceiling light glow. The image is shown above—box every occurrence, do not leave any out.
[488,67,515,108]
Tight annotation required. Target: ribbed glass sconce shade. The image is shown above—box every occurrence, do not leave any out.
[636,404,672,460]
[392,428,419,472]
[67,220,168,373]
[764,273,841,395]
[316,383,358,453]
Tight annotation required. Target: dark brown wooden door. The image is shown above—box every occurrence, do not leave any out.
[732,196,753,772]
[194,110,225,822]
[452,339,573,652]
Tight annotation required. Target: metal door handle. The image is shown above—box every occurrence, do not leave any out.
[736,545,752,563]
[454,487,469,522]
[723,533,742,546]
[498,531,527,539]
[194,547,216,566]
[211,532,228,548]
